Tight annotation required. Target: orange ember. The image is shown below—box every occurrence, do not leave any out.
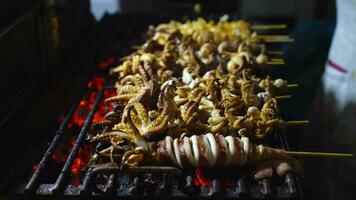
[193,168,237,187]
[51,137,93,184]
[99,57,115,69]
[51,74,116,184]
[32,165,38,172]
[193,168,212,187]
[62,75,115,128]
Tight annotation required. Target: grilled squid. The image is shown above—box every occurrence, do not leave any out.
[89,132,300,175]
[155,134,299,172]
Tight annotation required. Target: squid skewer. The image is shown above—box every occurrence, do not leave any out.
[89,132,300,173]
[89,132,352,176]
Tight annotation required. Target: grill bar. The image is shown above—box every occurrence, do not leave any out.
[158,173,169,194]
[129,176,141,195]
[51,79,109,194]
[24,101,78,194]
[210,178,222,196]
[261,179,271,197]
[183,175,197,194]
[285,172,297,196]
[81,166,182,195]
[236,173,249,197]
[104,174,117,194]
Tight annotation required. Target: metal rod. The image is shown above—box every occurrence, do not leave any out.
[80,167,94,195]
[24,102,78,194]
[129,176,141,195]
[127,166,181,174]
[210,178,222,196]
[261,179,271,197]
[183,175,197,194]
[83,166,181,175]
[158,173,169,195]
[80,165,181,194]
[104,174,116,194]
[236,173,249,197]
[51,79,108,194]
[143,173,155,194]
[285,172,297,196]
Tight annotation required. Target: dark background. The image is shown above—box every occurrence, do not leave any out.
[1,0,354,199]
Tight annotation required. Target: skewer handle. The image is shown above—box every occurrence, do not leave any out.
[287,84,299,88]
[270,58,284,62]
[252,24,287,30]
[257,35,295,43]
[275,95,292,100]
[285,120,310,126]
[267,51,284,55]
[287,151,353,158]
[267,61,285,65]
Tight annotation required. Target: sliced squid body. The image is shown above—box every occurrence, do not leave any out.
[163,134,251,168]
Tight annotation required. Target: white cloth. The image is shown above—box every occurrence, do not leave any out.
[323,0,356,110]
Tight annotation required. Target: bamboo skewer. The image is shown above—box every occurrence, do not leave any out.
[252,39,295,43]
[275,95,292,100]
[258,35,291,38]
[257,35,294,42]
[270,58,284,62]
[267,61,285,65]
[251,24,287,30]
[267,51,284,55]
[287,84,299,88]
[264,38,295,43]
[285,120,310,126]
[287,151,353,158]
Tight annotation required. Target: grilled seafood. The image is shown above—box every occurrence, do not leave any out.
[88,132,300,175]
[123,85,177,139]
[88,18,309,178]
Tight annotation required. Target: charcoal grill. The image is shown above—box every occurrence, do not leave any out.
[22,76,302,199]
[0,1,303,199]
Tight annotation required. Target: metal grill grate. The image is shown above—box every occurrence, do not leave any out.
[23,78,302,199]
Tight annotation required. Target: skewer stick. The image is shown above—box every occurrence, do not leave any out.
[270,58,284,62]
[267,61,285,65]
[260,36,295,43]
[275,95,292,100]
[267,51,284,55]
[259,35,290,38]
[251,24,287,30]
[285,120,309,126]
[251,38,294,43]
[287,151,353,158]
[264,39,295,43]
[131,45,141,50]
[287,84,299,88]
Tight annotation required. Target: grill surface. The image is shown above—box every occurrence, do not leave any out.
[11,8,303,198]
[23,77,303,199]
